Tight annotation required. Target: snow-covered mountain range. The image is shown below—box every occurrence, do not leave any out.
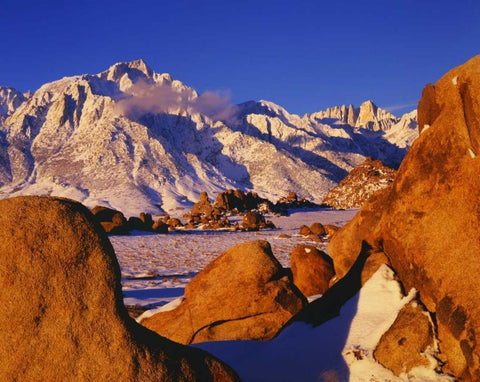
[0,60,418,216]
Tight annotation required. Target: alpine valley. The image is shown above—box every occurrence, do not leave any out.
[0,60,418,216]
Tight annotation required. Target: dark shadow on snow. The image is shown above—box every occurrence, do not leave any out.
[195,241,373,381]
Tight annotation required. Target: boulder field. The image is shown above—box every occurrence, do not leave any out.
[329,55,480,378]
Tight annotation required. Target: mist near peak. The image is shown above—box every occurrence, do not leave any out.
[116,79,239,125]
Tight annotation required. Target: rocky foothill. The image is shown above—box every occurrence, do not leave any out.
[329,55,480,378]
[321,157,396,209]
[184,189,317,231]
[0,196,238,381]
[91,190,318,234]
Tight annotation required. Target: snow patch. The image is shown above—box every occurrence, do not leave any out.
[136,297,184,322]
[195,264,450,381]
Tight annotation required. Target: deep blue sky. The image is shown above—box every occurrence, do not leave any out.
[1,0,479,116]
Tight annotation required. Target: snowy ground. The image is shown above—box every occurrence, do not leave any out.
[112,207,357,309]
[111,207,452,381]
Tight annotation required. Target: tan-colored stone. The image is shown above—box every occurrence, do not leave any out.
[152,220,169,233]
[290,245,335,296]
[329,55,480,379]
[0,196,238,381]
[241,211,265,230]
[324,224,340,239]
[142,240,306,344]
[374,300,435,375]
[310,222,326,236]
[322,158,396,209]
[299,225,312,236]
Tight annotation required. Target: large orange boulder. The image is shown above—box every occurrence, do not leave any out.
[290,245,335,297]
[142,240,306,344]
[0,196,238,381]
[329,55,480,379]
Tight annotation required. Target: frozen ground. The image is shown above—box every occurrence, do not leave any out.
[111,207,357,309]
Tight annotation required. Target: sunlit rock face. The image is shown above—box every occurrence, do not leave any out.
[0,196,239,381]
[329,55,480,379]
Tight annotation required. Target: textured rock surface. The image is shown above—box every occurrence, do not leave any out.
[329,55,480,379]
[0,196,238,381]
[241,210,272,230]
[142,240,306,344]
[290,245,335,297]
[322,158,396,209]
[374,300,435,376]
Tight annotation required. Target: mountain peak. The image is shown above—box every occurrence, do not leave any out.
[311,100,399,131]
[125,59,153,76]
[360,99,376,108]
[102,59,154,84]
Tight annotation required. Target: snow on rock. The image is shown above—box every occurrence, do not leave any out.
[309,99,399,131]
[195,265,452,381]
[0,60,418,216]
[0,86,28,121]
[322,157,396,209]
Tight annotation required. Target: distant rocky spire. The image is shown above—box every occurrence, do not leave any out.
[310,100,399,131]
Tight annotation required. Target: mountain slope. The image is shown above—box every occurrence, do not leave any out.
[0,60,418,216]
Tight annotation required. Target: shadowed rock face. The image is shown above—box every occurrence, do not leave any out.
[142,240,306,344]
[329,55,480,379]
[0,196,238,381]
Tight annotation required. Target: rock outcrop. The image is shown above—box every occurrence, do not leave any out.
[0,86,28,120]
[311,100,398,131]
[329,55,480,379]
[0,196,238,381]
[322,158,396,209]
[91,205,129,234]
[142,240,306,344]
[213,189,273,213]
[241,210,275,230]
[290,245,335,297]
[275,192,317,211]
